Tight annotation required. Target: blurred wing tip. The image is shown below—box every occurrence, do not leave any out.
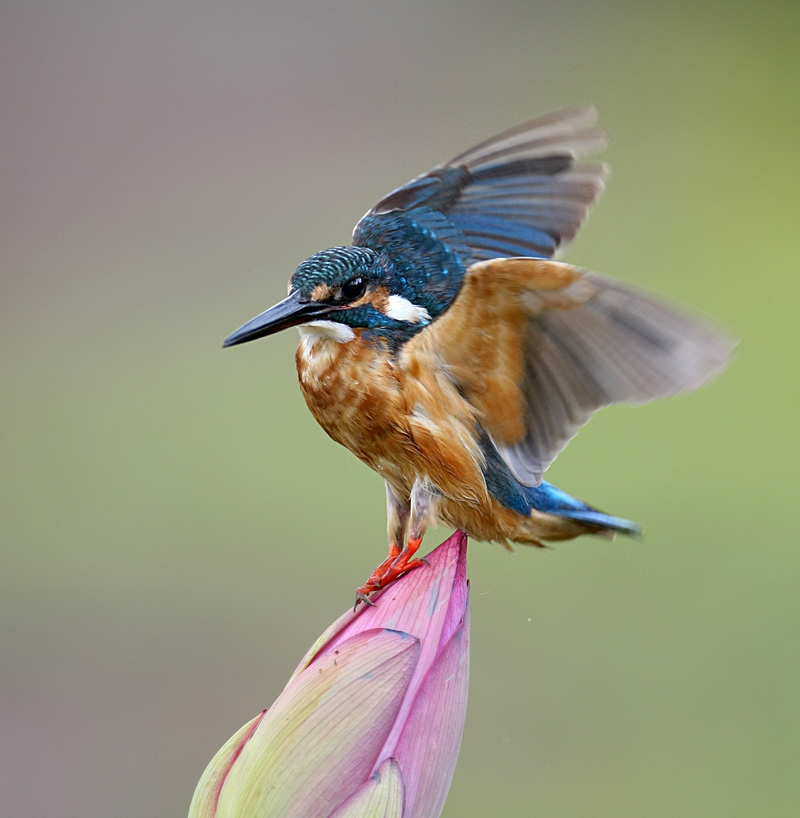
[566,123,609,159]
[516,104,601,133]
[684,330,738,390]
[449,106,608,168]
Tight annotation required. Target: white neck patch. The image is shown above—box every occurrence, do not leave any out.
[298,320,355,345]
[385,295,431,324]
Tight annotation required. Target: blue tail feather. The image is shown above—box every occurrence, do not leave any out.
[478,431,641,537]
[524,481,642,537]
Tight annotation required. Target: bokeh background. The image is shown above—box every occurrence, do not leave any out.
[2,1,798,816]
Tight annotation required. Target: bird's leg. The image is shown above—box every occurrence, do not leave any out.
[355,480,433,603]
[355,482,410,603]
[384,479,410,560]
[390,479,436,575]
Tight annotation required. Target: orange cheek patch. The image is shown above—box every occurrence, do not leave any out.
[311,283,334,301]
[363,286,390,312]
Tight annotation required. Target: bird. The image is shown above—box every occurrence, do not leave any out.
[223,107,734,603]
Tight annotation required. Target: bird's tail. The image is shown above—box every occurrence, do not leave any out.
[524,480,642,538]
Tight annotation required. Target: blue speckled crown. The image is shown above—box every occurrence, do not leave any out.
[292,246,378,288]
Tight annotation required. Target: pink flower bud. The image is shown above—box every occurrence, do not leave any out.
[190,531,470,818]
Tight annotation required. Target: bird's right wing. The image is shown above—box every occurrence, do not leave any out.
[402,257,735,486]
[354,106,607,262]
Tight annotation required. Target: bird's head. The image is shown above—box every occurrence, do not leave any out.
[223,246,435,348]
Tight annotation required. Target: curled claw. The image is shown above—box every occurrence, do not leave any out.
[353,592,377,611]
[354,537,428,606]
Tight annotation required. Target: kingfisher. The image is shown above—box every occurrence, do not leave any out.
[223,107,733,602]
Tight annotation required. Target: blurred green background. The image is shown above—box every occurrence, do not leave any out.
[2,1,798,816]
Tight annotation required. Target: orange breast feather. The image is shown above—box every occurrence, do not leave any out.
[296,330,487,507]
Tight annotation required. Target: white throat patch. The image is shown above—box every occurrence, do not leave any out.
[298,320,355,345]
[385,295,431,324]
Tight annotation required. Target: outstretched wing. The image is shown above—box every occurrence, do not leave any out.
[354,106,607,262]
[402,258,735,486]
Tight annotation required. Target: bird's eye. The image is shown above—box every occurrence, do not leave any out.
[341,276,367,301]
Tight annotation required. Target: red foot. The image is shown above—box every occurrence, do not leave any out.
[355,537,427,605]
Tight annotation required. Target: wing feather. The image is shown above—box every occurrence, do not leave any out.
[403,258,735,486]
[354,106,608,262]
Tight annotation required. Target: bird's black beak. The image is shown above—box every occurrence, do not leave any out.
[223,290,332,347]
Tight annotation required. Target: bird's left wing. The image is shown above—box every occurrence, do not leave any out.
[402,258,735,486]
